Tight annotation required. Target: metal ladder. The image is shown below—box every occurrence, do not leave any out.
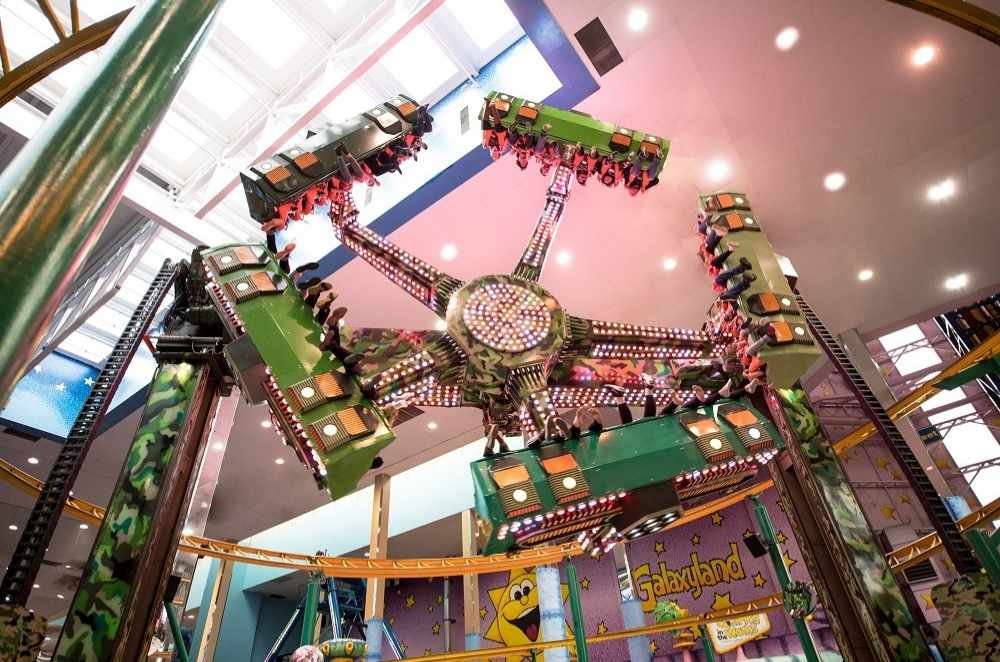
[795,294,980,576]
[0,260,177,605]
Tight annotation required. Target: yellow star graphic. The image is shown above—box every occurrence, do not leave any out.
[404,594,415,609]
[776,530,787,545]
[690,534,701,546]
[880,504,897,521]
[711,592,733,610]
[710,512,723,526]
[921,593,935,609]
[596,621,608,636]
[432,622,441,636]
[580,577,591,591]
[782,550,797,569]
[654,541,665,555]
[934,457,952,470]
[479,606,487,620]
[649,640,658,654]
[426,606,434,613]
[891,469,903,481]
[424,649,433,656]
[875,456,890,470]
[436,594,444,605]
[743,528,753,538]
[752,572,767,589]
[899,494,910,505]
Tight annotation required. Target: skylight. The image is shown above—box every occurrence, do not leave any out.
[320,83,380,124]
[879,324,925,351]
[148,109,212,167]
[0,3,57,62]
[219,0,307,70]
[893,347,941,376]
[919,385,967,412]
[381,27,459,100]
[446,0,520,50]
[179,51,255,121]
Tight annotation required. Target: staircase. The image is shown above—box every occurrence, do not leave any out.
[0,260,176,605]
[796,294,980,576]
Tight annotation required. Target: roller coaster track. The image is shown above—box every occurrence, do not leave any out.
[0,5,132,107]
[886,0,1000,46]
[4,455,994,578]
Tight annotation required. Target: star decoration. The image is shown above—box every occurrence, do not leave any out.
[84,377,94,386]
[592,547,605,561]
[55,382,66,392]
[579,577,591,591]
[875,456,890,471]
[432,622,441,636]
[782,550,797,569]
[710,512,723,526]
[899,494,910,505]
[424,649,433,656]
[388,617,396,626]
[479,606,488,620]
[776,530,787,545]
[921,593,935,609]
[743,528,753,538]
[752,572,767,589]
[436,594,444,605]
[649,640,659,654]
[934,457,952,470]
[404,594,415,609]
[711,592,733,610]
[880,504,898,521]
[654,541,666,555]
[426,606,434,614]
[776,499,786,513]
[596,621,608,636]
[690,534,701,546]
[891,469,903,481]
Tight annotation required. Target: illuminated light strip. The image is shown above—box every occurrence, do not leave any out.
[372,351,435,391]
[547,387,694,407]
[500,492,626,542]
[206,274,247,336]
[591,321,709,342]
[590,344,708,359]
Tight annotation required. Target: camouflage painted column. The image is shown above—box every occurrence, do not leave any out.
[54,361,219,662]
[764,385,929,661]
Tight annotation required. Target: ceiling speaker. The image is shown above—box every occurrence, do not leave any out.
[574,17,624,76]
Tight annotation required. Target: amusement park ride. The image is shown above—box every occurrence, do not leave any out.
[3,87,999,662]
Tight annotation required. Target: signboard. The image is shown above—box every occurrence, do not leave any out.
[706,612,771,654]
[918,425,943,444]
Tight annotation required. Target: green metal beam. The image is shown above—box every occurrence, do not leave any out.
[301,575,321,648]
[698,624,716,662]
[0,0,224,405]
[164,600,190,662]
[564,565,589,662]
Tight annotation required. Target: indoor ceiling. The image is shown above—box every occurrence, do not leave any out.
[2,0,1000,629]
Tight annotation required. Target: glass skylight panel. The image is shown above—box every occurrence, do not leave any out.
[148,109,211,166]
[381,27,459,100]
[892,347,941,376]
[942,422,1000,467]
[879,324,926,351]
[919,386,967,412]
[60,329,113,365]
[445,0,520,49]
[77,0,132,19]
[927,403,977,425]
[968,466,1000,507]
[0,3,57,61]
[87,305,130,338]
[179,51,254,121]
[321,83,380,124]
[219,0,306,70]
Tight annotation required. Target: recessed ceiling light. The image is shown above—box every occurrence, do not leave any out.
[626,7,649,31]
[944,273,968,290]
[274,457,285,465]
[706,159,731,183]
[64,564,71,569]
[662,257,678,271]
[212,442,225,451]
[182,527,194,536]
[427,421,438,430]
[79,523,88,530]
[440,243,458,261]
[8,524,17,531]
[56,594,65,600]
[32,584,39,589]
[260,420,272,429]
[27,457,39,465]
[857,269,874,281]
[823,172,846,191]
[912,44,935,67]
[927,178,956,202]
[435,319,447,331]
[774,27,799,51]
[555,250,572,266]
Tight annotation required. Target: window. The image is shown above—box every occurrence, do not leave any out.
[879,324,925,351]
[893,347,941,376]
[446,0,520,50]
[381,27,458,100]
[179,51,254,120]
[148,109,211,165]
[219,0,307,71]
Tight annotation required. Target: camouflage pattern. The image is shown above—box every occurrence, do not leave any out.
[932,573,1000,661]
[53,362,202,662]
[0,604,47,662]
[347,328,440,381]
[769,386,928,661]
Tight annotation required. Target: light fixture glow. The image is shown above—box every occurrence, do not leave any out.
[626,7,649,31]
[182,527,194,536]
[440,243,458,261]
[823,172,846,191]
[927,178,956,202]
[79,523,88,530]
[912,44,936,67]
[427,421,438,430]
[212,442,225,451]
[944,273,968,290]
[32,584,39,589]
[7,524,17,531]
[435,318,448,331]
[260,420,272,428]
[274,457,285,465]
[857,269,874,281]
[706,159,731,183]
[512,488,528,503]
[27,457,39,465]
[662,257,678,271]
[562,476,578,490]
[774,27,799,51]
[57,594,65,600]
[555,250,572,266]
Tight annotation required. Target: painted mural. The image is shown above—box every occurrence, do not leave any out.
[482,568,573,662]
